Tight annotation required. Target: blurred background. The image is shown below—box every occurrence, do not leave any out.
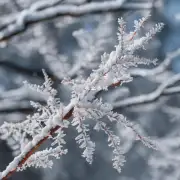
[0,0,180,180]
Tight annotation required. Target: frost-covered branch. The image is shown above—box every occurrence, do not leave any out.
[112,74,180,108]
[0,16,163,179]
[95,120,126,173]
[130,48,180,77]
[0,0,156,42]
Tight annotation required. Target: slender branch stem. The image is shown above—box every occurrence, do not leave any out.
[1,103,75,180]
[112,74,180,108]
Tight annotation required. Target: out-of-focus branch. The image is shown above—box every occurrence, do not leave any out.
[11,0,23,11]
[0,0,64,30]
[0,113,26,125]
[0,100,32,113]
[0,0,156,42]
[112,74,180,108]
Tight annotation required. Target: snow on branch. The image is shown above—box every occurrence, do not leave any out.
[0,16,163,179]
[95,120,126,173]
[111,48,180,108]
[0,0,156,42]
[112,74,180,108]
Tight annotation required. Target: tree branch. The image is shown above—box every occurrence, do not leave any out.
[0,15,164,179]
[0,0,155,42]
[0,58,123,179]
[112,74,180,108]
[0,101,75,180]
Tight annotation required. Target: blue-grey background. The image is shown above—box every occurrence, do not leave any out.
[0,0,180,180]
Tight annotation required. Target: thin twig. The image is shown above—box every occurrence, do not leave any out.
[112,74,180,108]
[130,48,180,77]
